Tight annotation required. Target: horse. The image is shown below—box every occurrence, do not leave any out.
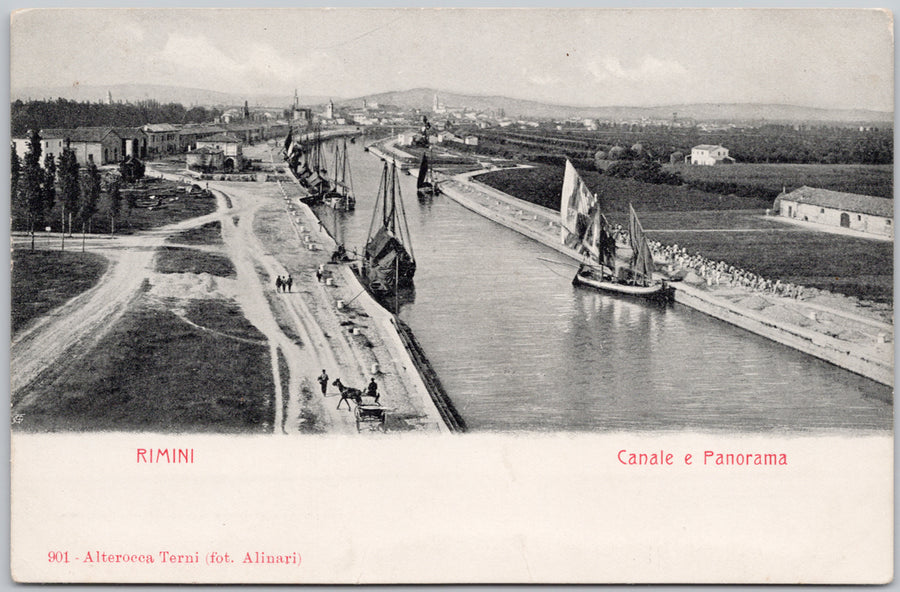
[332,378,363,411]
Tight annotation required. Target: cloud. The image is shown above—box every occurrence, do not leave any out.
[155,33,338,92]
[588,55,687,83]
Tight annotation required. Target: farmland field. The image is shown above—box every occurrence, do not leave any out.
[475,164,893,304]
[665,162,893,199]
[475,164,772,212]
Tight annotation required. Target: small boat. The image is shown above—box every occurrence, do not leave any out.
[362,162,416,296]
[560,160,665,298]
[416,152,440,199]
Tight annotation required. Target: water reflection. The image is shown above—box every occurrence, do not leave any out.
[310,139,891,433]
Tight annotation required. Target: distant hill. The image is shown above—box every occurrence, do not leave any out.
[11,84,333,110]
[341,87,893,124]
[12,83,892,124]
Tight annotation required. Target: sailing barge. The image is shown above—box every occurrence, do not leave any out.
[560,160,666,298]
[362,162,416,295]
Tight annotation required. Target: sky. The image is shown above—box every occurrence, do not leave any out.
[10,8,895,111]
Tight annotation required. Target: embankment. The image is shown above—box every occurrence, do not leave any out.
[439,176,893,388]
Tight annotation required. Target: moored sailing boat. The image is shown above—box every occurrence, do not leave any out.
[560,160,664,297]
[322,138,356,211]
[416,152,439,199]
[362,162,416,295]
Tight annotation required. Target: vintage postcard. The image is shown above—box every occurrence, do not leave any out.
[9,7,894,583]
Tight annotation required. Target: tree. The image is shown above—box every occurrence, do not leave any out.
[21,129,44,251]
[42,152,56,227]
[78,163,101,251]
[57,145,80,246]
[105,177,123,235]
[11,149,21,205]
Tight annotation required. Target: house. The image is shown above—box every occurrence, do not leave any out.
[690,144,734,165]
[397,132,416,146]
[777,186,893,238]
[111,127,148,159]
[185,147,225,172]
[195,133,243,172]
[12,133,66,168]
[143,123,180,155]
[15,128,123,166]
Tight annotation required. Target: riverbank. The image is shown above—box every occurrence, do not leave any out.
[258,146,453,433]
[429,165,893,388]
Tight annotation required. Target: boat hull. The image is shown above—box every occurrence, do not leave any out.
[573,272,667,298]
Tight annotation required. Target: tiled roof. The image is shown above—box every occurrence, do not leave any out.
[692,144,724,151]
[782,186,893,218]
[111,127,146,139]
[143,123,179,133]
[198,133,243,144]
[41,127,118,142]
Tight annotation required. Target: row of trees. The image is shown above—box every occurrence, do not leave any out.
[12,130,137,251]
[11,98,223,137]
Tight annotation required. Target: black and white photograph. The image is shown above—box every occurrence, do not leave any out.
[8,7,894,584]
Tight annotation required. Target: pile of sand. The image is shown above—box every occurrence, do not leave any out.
[736,294,772,311]
[764,305,813,328]
[147,272,236,300]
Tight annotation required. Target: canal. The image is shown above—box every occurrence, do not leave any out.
[313,140,892,433]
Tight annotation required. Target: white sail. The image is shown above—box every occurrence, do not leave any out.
[559,160,600,258]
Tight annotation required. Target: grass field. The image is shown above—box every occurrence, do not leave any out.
[650,229,894,303]
[666,162,893,199]
[476,164,772,213]
[155,246,236,278]
[12,249,109,336]
[476,164,893,304]
[15,298,274,433]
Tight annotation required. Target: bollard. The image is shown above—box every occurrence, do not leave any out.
[337,300,345,309]
[325,277,333,286]
[877,332,888,343]
[371,363,381,374]
[808,311,818,322]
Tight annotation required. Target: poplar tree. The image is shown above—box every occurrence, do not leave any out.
[79,162,101,251]
[105,178,122,236]
[11,150,21,206]
[42,152,56,227]
[57,145,80,248]
[21,129,44,251]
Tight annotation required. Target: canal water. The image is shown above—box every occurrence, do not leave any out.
[314,141,892,433]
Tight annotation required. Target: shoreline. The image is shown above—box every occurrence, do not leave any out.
[405,153,894,388]
[265,150,456,434]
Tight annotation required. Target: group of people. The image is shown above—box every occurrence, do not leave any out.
[275,275,293,293]
[650,241,808,300]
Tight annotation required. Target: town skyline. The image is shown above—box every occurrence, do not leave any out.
[11,8,894,113]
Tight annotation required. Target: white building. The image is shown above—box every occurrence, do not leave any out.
[690,144,734,165]
[777,186,893,238]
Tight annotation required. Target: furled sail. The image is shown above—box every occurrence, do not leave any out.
[417,154,429,189]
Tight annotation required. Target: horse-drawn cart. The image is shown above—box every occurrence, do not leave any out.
[355,398,387,431]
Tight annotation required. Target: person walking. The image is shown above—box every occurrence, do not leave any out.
[317,369,329,396]
[275,276,283,292]
[367,377,379,405]
[286,275,293,293]
[315,269,322,282]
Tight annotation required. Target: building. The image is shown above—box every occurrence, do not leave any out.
[777,186,893,238]
[15,128,124,166]
[195,133,243,172]
[690,144,734,165]
[111,127,148,159]
[143,123,180,155]
[12,133,66,168]
[185,147,225,172]
[178,124,226,152]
